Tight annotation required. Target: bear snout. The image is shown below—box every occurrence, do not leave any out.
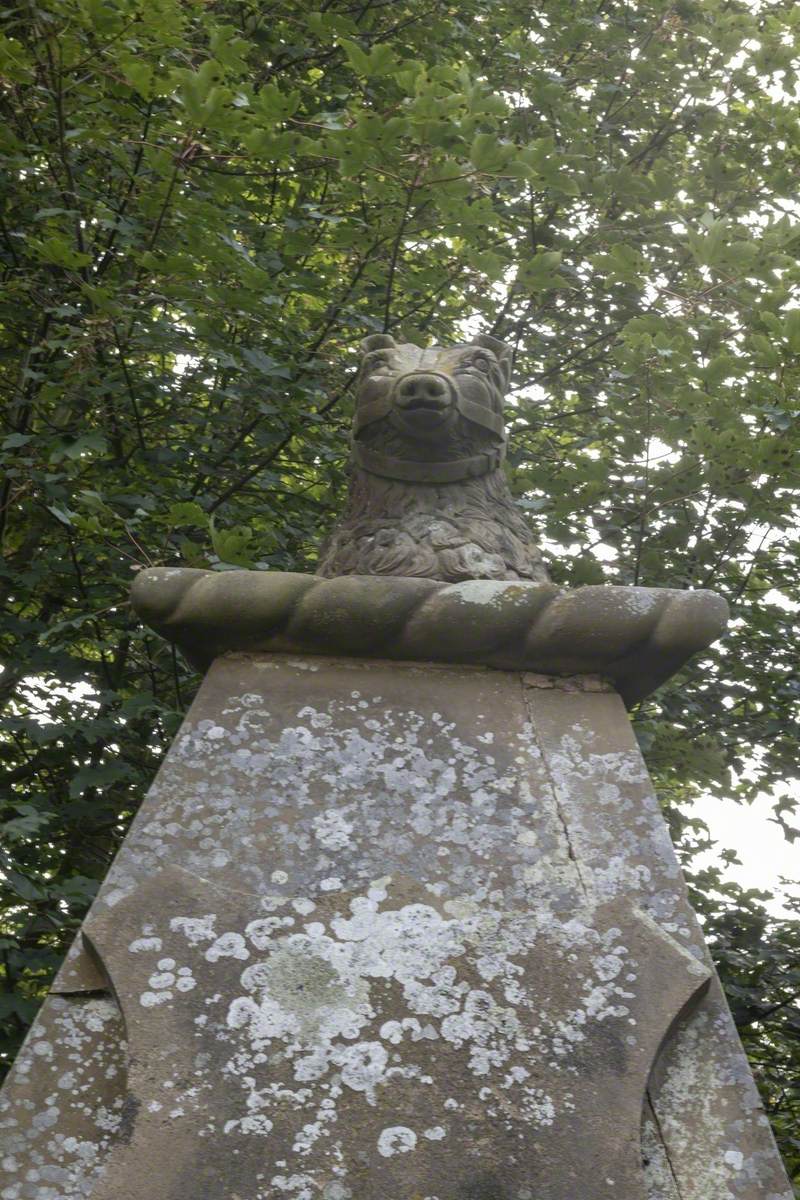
[391,371,455,434]
[393,371,453,412]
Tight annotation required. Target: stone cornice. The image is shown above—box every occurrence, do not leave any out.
[131,568,728,706]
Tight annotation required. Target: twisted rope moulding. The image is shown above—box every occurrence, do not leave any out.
[131,568,729,706]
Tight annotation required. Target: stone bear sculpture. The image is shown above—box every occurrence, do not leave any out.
[316,333,549,582]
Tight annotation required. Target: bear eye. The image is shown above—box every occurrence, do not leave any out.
[363,355,391,375]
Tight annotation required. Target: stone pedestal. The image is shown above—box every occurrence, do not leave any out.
[0,573,792,1200]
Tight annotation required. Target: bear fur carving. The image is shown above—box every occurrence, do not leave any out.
[316,333,549,582]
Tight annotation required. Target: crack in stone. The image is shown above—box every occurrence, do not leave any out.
[645,1091,685,1200]
[520,674,589,900]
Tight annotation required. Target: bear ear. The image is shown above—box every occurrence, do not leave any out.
[360,333,397,355]
[474,334,513,387]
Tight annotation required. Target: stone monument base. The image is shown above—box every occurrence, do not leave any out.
[0,653,789,1199]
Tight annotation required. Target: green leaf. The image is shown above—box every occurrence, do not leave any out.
[517,249,564,292]
[470,132,512,171]
[362,43,396,77]
[782,309,800,353]
[256,83,301,120]
[703,353,739,387]
[118,54,154,99]
[166,501,207,527]
[46,504,74,526]
[396,60,425,92]
[1,866,45,903]
[338,37,371,75]
[68,761,133,799]
[209,516,257,567]
[34,236,92,270]
[242,348,291,377]
[50,433,108,461]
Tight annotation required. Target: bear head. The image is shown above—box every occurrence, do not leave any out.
[350,333,513,484]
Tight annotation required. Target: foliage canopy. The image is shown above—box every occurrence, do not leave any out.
[1,0,798,1182]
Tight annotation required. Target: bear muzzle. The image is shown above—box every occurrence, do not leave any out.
[391,370,456,434]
